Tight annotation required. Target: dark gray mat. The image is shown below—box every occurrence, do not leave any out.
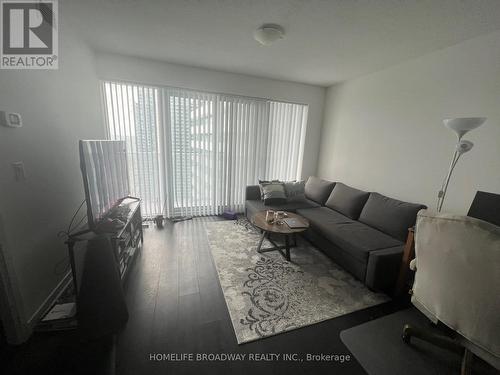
[340,307,497,375]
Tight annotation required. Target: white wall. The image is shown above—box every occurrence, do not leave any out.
[95,52,326,179]
[317,30,500,214]
[0,29,104,338]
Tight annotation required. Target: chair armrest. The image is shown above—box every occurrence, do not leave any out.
[245,185,261,201]
[366,246,404,292]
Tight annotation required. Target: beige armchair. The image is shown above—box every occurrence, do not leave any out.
[403,209,500,374]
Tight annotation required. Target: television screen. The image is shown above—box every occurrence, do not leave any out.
[79,140,129,228]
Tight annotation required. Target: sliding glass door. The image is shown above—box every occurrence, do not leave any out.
[163,89,217,217]
[102,81,308,218]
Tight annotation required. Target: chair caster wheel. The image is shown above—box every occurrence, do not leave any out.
[402,332,411,344]
[402,324,412,344]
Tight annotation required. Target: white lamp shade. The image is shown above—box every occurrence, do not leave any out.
[443,117,486,139]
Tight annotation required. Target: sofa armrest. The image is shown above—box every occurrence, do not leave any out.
[365,245,404,293]
[246,185,261,201]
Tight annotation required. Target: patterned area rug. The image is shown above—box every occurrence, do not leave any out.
[205,219,389,344]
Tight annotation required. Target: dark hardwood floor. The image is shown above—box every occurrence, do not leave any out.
[116,217,410,375]
[1,328,115,375]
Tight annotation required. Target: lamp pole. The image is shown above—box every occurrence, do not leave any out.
[437,149,461,212]
[436,117,485,212]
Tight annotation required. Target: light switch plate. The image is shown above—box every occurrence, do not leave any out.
[11,162,26,181]
[1,111,22,128]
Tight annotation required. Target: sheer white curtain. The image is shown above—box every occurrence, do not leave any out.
[103,81,309,217]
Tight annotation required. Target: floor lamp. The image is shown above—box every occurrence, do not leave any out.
[437,117,486,212]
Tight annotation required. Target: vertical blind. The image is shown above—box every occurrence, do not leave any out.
[102,82,162,215]
[266,102,308,180]
[102,81,309,217]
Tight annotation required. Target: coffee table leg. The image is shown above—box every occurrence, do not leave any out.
[285,235,291,261]
[257,231,266,253]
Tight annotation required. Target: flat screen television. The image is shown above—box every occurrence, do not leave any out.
[79,140,129,229]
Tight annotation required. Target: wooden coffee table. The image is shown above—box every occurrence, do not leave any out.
[251,211,310,261]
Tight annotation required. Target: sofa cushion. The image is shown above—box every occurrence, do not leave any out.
[283,180,306,202]
[246,199,320,219]
[322,221,402,262]
[297,207,402,261]
[297,206,355,227]
[359,192,426,242]
[259,180,287,205]
[304,176,335,205]
[325,182,370,219]
[245,185,261,201]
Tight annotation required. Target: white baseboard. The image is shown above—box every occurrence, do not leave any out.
[27,271,73,329]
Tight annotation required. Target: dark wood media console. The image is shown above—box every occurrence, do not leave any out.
[67,197,143,292]
[110,197,143,282]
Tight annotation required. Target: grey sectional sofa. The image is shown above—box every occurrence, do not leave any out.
[245,176,426,293]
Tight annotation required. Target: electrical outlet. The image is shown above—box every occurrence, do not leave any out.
[11,162,26,181]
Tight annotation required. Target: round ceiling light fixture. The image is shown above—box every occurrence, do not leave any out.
[253,24,285,46]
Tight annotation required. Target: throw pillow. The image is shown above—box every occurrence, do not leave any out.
[358,193,427,242]
[259,180,287,206]
[304,176,336,205]
[283,180,306,202]
[325,182,370,219]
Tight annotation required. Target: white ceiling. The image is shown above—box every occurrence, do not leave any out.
[65,0,500,87]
